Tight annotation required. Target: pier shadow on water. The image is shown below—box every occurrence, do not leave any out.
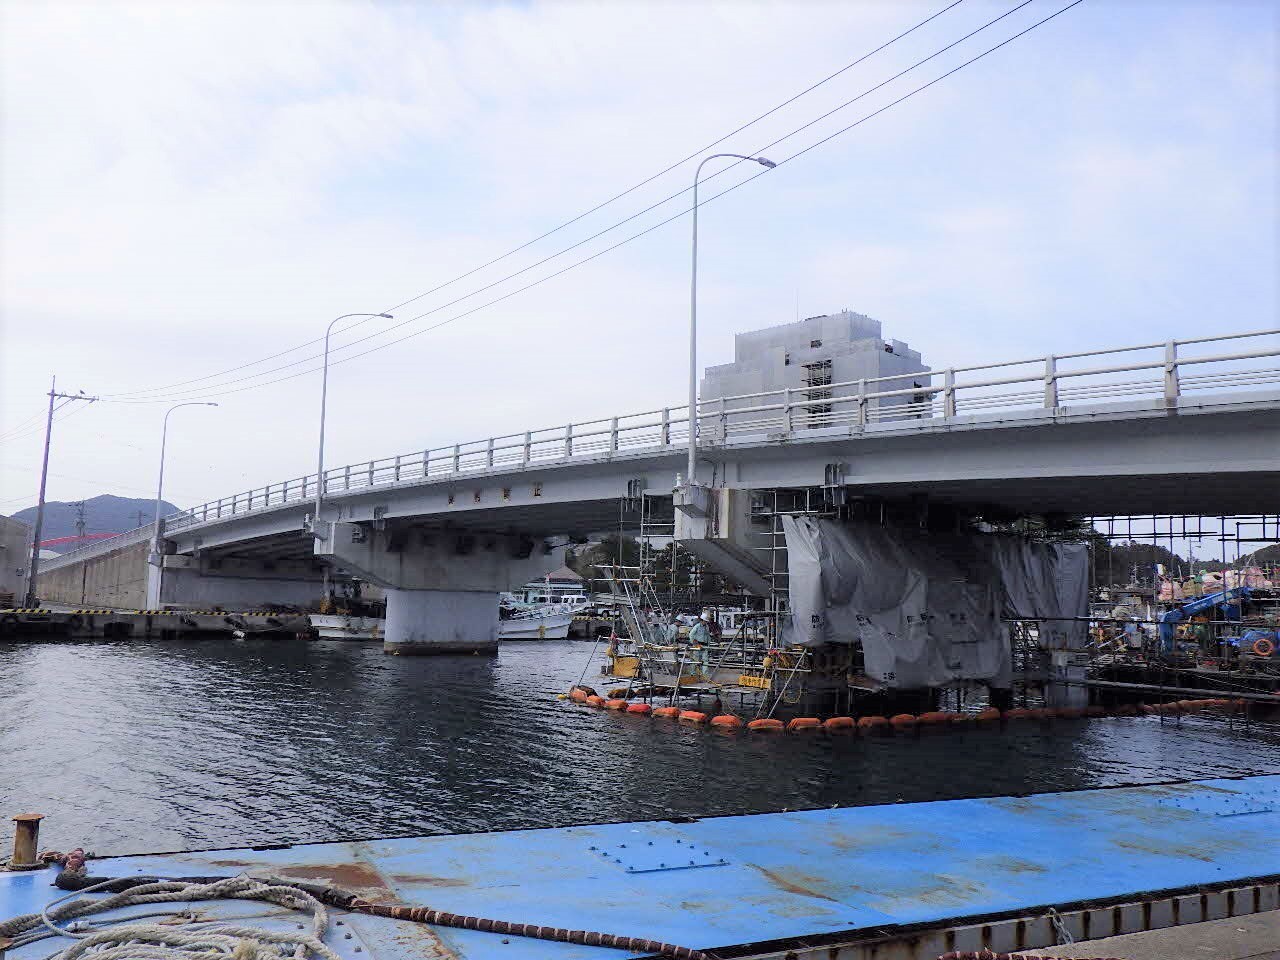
[2,638,1279,855]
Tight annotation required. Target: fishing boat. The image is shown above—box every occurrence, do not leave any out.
[497,603,576,641]
[309,613,383,641]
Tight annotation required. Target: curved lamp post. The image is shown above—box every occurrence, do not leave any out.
[151,401,218,606]
[687,153,775,484]
[313,312,393,539]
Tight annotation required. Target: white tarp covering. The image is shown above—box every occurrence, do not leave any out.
[780,518,1088,690]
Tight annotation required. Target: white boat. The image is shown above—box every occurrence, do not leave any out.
[310,614,383,641]
[498,604,576,641]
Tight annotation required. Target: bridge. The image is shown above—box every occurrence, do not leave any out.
[36,328,1280,652]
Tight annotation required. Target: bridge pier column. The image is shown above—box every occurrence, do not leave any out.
[316,521,562,657]
[384,588,499,656]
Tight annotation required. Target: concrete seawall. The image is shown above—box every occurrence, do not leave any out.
[37,538,149,608]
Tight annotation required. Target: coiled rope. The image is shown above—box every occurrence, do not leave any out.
[1,876,339,960]
[6,871,713,960]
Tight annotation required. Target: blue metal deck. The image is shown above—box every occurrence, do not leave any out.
[5,775,1280,959]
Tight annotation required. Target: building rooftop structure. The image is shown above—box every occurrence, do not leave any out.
[700,310,929,433]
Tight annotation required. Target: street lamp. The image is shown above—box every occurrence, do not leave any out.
[151,401,218,607]
[687,153,775,485]
[313,312,393,539]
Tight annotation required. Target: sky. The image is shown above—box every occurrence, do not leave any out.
[0,0,1276,539]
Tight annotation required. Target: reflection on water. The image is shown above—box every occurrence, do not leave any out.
[2,638,1278,855]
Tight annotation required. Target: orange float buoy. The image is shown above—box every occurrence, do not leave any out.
[747,718,785,732]
[585,695,606,707]
[916,711,954,726]
[604,699,628,711]
[626,703,652,715]
[652,706,681,718]
[710,715,743,729]
[569,689,589,703]
[857,715,890,733]
[889,713,918,731]
[975,707,1002,724]
[823,716,855,731]
[787,717,821,731]
[1253,637,1275,658]
[678,710,708,724]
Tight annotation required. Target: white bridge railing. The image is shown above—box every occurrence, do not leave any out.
[49,328,1280,562]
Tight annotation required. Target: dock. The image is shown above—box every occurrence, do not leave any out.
[5,775,1280,959]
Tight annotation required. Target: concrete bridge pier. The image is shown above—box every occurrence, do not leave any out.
[316,521,561,655]
[384,588,499,655]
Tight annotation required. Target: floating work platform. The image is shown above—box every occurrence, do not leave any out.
[4,775,1280,959]
[0,608,311,640]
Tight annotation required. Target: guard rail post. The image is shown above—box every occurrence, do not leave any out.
[856,379,868,427]
[423,450,430,478]
[452,444,461,473]
[523,432,531,465]
[487,438,495,468]
[565,423,574,457]
[1164,341,1181,404]
[943,369,956,418]
[718,397,727,442]
[394,455,401,482]
[1044,355,1059,409]
[367,461,374,486]
[344,465,351,491]
[661,408,670,446]
[783,387,793,432]
[610,417,619,454]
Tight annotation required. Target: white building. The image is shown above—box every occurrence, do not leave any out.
[700,311,929,432]
[0,515,31,606]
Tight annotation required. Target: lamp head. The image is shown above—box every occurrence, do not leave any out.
[378,313,394,318]
[754,157,776,169]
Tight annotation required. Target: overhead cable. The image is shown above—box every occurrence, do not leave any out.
[104,0,1085,405]
[101,0,969,400]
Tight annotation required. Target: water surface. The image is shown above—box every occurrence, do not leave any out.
[2,638,1278,855]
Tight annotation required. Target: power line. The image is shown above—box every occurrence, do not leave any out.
[0,398,80,445]
[102,0,1085,405]
[105,0,1044,405]
[101,0,969,400]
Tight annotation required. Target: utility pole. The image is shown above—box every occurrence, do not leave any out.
[71,500,87,540]
[25,377,98,608]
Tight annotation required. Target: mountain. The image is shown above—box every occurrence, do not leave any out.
[9,495,178,552]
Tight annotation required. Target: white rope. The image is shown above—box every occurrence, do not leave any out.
[7,876,342,960]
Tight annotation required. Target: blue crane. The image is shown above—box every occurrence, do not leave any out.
[1157,586,1250,655]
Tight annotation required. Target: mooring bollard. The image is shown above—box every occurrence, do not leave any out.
[7,813,44,870]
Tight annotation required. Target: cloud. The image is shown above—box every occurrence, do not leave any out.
[0,0,1275,512]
